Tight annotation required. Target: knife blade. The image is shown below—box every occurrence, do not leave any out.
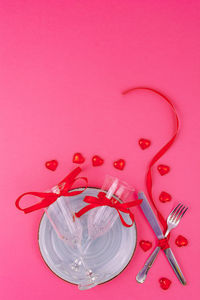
[137,191,186,285]
[138,191,164,240]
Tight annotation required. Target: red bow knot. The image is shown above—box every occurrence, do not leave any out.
[75,191,142,227]
[158,238,170,250]
[15,167,88,213]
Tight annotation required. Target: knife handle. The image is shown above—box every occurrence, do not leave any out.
[136,247,161,283]
[164,248,186,285]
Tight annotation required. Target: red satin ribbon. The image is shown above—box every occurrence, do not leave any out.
[158,238,170,250]
[75,191,142,227]
[15,167,88,213]
[122,87,179,234]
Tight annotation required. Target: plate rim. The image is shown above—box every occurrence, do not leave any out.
[38,186,137,286]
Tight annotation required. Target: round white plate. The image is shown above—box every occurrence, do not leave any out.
[38,187,137,286]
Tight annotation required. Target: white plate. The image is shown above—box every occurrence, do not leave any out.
[38,187,137,286]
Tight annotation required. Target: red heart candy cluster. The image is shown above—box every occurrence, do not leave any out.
[45,154,126,171]
[72,153,126,170]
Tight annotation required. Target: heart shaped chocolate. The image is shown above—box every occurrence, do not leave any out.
[175,235,188,247]
[157,164,170,176]
[73,153,85,164]
[45,160,58,171]
[139,240,152,252]
[159,277,171,290]
[159,191,172,203]
[138,138,151,150]
[92,155,104,166]
[113,159,125,170]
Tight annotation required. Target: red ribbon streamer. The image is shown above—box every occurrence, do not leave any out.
[122,87,179,234]
[15,167,88,213]
[75,191,142,227]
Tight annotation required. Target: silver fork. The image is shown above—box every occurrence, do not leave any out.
[136,203,188,283]
[165,203,188,237]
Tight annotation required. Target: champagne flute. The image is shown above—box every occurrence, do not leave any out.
[45,185,100,289]
[77,176,135,289]
[84,175,135,252]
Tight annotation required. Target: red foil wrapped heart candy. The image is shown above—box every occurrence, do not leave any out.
[157,164,170,176]
[113,159,125,170]
[138,138,151,150]
[45,160,58,171]
[92,155,104,166]
[159,277,171,290]
[175,235,188,247]
[139,240,152,252]
[73,153,85,164]
[159,191,172,203]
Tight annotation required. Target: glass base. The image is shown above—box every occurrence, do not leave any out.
[78,273,106,290]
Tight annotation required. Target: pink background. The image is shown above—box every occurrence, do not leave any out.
[0,0,200,299]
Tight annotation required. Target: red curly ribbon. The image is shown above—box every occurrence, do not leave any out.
[75,191,142,227]
[122,87,179,234]
[15,167,88,213]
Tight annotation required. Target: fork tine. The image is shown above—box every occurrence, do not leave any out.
[175,207,188,224]
[173,205,185,222]
[170,204,183,222]
[181,207,188,218]
[171,204,184,222]
[167,203,181,221]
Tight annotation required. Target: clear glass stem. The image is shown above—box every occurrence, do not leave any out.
[82,237,94,254]
[76,243,89,270]
[76,243,99,290]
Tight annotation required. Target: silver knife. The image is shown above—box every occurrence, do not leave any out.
[136,191,186,285]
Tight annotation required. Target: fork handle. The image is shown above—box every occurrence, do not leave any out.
[136,247,161,283]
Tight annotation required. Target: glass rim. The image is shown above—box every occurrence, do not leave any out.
[103,174,135,192]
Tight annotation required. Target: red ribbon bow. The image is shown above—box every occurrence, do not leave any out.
[15,167,88,213]
[75,191,142,227]
[158,238,169,250]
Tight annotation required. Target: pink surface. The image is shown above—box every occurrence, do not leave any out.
[0,0,200,299]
